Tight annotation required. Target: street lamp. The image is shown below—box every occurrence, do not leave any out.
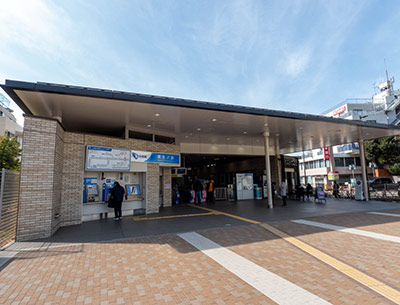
[349,164,357,185]
[369,162,377,177]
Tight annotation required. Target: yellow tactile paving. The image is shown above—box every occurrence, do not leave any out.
[189,204,262,224]
[133,212,215,221]
[260,223,400,305]
[192,205,400,304]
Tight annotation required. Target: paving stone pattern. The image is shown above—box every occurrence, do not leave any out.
[2,211,400,304]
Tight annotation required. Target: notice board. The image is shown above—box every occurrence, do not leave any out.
[85,146,131,171]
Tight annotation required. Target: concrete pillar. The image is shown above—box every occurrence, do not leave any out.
[359,139,369,201]
[264,132,273,208]
[275,135,282,185]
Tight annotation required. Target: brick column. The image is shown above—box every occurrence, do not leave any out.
[146,163,160,214]
[18,116,64,241]
[61,132,85,226]
[162,167,172,207]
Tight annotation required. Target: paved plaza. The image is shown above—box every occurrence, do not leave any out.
[1,199,400,304]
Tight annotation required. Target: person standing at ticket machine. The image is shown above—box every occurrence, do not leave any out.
[111,181,125,220]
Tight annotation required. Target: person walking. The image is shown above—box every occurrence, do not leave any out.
[333,181,340,199]
[207,179,215,204]
[194,178,203,205]
[281,180,287,206]
[306,183,313,200]
[271,182,276,205]
[111,181,125,220]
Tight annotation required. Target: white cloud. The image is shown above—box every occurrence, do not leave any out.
[0,0,75,57]
[283,47,312,77]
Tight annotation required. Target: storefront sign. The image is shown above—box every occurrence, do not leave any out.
[323,147,330,160]
[164,182,171,189]
[328,171,339,181]
[332,105,347,116]
[85,146,131,171]
[131,150,180,165]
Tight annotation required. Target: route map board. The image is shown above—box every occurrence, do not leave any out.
[85,146,131,171]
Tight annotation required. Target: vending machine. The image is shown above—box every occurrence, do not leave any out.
[102,178,116,202]
[83,177,98,203]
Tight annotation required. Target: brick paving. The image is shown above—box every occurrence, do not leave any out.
[201,225,390,305]
[1,210,400,304]
[274,219,400,292]
[294,209,400,237]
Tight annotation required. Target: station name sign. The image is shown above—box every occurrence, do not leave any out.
[131,150,180,165]
[85,146,180,171]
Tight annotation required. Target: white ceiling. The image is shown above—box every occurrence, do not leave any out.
[15,89,400,154]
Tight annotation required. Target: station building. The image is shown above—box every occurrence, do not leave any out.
[2,80,400,241]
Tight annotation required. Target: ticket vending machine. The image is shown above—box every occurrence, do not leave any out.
[102,178,116,202]
[83,177,98,203]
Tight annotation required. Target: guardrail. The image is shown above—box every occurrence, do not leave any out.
[369,183,400,201]
[0,168,20,248]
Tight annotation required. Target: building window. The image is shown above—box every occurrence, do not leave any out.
[128,130,153,141]
[345,157,355,166]
[355,157,361,166]
[154,134,175,144]
[335,158,345,167]
[319,159,325,167]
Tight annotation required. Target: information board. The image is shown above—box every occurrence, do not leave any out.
[85,146,131,171]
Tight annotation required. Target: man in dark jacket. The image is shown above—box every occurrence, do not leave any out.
[111,181,125,220]
[194,178,203,205]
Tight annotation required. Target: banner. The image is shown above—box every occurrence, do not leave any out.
[323,147,330,160]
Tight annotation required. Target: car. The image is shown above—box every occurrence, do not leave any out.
[368,177,393,186]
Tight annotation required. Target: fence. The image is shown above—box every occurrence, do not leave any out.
[0,168,20,248]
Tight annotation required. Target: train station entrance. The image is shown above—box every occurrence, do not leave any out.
[172,153,299,204]
[2,79,400,241]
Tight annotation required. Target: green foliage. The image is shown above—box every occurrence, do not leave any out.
[365,136,400,171]
[0,135,21,171]
[388,163,400,175]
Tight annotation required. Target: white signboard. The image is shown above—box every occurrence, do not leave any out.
[86,146,131,171]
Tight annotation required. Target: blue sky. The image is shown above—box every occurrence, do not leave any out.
[1,0,400,126]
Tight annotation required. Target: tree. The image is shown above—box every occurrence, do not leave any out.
[365,136,400,175]
[0,135,21,171]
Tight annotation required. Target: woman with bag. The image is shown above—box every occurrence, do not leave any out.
[110,181,125,220]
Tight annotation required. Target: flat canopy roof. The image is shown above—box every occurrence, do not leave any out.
[2,79,400,154]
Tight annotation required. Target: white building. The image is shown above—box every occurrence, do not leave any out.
[0,93,23,142]
[300,78,399,187]
[322,77,400,125]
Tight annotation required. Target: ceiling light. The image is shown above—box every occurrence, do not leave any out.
[276,134,280,136]
[243,131,247,134]
[264,123,268,126]
[197,128,201,131]
[155,113,160,117]
[147,124,152,128]
[212,118,217,122]
[227,138,230,140]
[185,135,189,138]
